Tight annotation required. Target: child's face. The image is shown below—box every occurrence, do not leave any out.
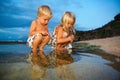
[67,22,73,28]
[38,15,50,26]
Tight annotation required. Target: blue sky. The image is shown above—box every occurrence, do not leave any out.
[0,0,120,41]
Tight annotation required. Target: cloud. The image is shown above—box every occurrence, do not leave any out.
[0,0,83,29]
[0,0,120,41]
[0,13,32,28]
[0,27,29,34]
[0,28,17,34]
[0,27,29,41]
[0,0,36,28]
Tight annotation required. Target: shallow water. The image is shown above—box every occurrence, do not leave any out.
[0,44,120,80]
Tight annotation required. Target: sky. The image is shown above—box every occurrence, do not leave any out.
[0,0,120,41]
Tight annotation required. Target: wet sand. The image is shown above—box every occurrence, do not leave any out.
[76,36,120,57]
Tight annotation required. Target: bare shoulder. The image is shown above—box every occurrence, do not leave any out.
[29,20,37,30]
[56,25,63,31]
[30,20,37,28]
[31,20,37,25]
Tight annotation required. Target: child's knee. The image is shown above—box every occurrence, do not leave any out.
[44,35,50,40]
[33,36,42,45]
[47,35,50,40]
[36,34,43,41]
[38,33,43,38]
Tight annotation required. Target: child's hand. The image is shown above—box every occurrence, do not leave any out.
[41,31,49,36]
[69,35,74,42]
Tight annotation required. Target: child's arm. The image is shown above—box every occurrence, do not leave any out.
[29,21,38,36]
[56,27,74,44]
[40,27,49,36]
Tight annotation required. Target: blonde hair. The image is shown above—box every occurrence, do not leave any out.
[61,12,75,32]
[37,5,52,19]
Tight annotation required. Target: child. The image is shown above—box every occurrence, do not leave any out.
[27,5,52,56]
[50,12,75,50]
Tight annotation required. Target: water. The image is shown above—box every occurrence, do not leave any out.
[0,44,120,80]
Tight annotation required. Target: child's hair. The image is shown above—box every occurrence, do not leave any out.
[60,11,76,32]
[37,5,52,19]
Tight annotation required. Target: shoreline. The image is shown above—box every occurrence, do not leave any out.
[76,36,120,57]
[0,36,120,57]
[0,41,26,44]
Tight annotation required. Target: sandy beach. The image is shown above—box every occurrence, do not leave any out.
[77,36,120,57]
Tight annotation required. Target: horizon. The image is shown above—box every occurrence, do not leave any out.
[0,0,120,41]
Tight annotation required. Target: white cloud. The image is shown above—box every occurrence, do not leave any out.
[0,27,29,35]
[0,29,16,34]
[11,14,33,20]
[1,0,120,31]
[16,27,29,31]
[0,29,6,33]
[3,13,33,20]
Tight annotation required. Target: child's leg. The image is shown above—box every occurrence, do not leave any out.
[32,34,42,56]
[39,35,50,51]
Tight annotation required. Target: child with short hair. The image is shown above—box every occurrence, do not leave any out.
[27,5,52,56]
[50,11,76,50]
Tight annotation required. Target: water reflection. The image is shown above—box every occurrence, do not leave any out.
[48,49,76,80]
[0,44,120,80]
[26,49,120,80]
[26,49,75,80]
[48,49,73,68]
[27,51,50,80]
[86,50,120,72]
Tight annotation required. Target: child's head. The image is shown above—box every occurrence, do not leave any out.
[37,5,52,19]
[61,12,76,31]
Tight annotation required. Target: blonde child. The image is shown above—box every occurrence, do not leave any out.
[27,5,52,56]
[50,12,75,50]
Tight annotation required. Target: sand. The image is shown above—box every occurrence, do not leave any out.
[77,36,120,57]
